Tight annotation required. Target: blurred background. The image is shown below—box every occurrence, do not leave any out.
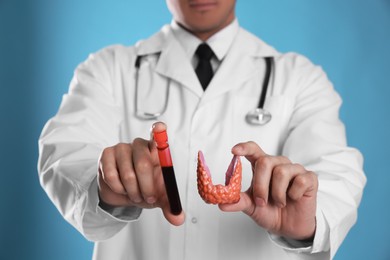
[1,0,389,259]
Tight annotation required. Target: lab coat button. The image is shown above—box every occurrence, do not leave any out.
[191,217,198,224]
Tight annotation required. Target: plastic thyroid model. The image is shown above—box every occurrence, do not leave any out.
[197,151,242,204]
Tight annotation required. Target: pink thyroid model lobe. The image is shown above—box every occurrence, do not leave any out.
[197,151,242,204]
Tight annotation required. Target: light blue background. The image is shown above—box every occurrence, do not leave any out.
[1,0,389,259]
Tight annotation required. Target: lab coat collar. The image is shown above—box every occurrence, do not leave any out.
[206,19,239,61]
[200,28,278,104]
[136,25,203,97]
[135,24,279,99]
[169,19,239,62]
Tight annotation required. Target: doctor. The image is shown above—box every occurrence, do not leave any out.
[38,0,366,259]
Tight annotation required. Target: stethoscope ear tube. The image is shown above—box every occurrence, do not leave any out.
[245,57,273,125]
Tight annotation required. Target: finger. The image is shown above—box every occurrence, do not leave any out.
[160,202,186,226]
[231,141,272,206]
[231,141,267,165]
[100,147,127,195]
[98,170,132,206]
[252,156,290,206]
[150,121,167,154]
[151,121,168,139]
[115,144,143,203]
[288,171,318,201]
[149,121,167,161]
[218,192,255,216]
[271,163,305,207]
[132,137,158,204]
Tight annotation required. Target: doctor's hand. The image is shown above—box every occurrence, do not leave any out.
[97,122,185,226]
[219,141,318,241]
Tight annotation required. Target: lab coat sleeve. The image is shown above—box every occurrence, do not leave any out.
[278,54,366,257]
[38,45,140,241]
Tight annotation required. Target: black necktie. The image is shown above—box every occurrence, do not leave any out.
[195,43,214,90]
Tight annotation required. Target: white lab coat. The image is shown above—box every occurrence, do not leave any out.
[38,24,366,260]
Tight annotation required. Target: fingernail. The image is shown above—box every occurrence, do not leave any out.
[232,145,243,154]
[132,197,142,204]
[146,196,156,204]
[255,197,266,207]
[277,202,285,208]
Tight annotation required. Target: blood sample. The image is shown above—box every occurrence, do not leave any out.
[153,129,182,215]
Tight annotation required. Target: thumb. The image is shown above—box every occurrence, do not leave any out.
[218,191,255,216]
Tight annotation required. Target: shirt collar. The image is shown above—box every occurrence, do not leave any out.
[170,19,239,61]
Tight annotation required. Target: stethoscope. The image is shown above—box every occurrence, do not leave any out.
[245,57,273,125]
[135,55,274,125]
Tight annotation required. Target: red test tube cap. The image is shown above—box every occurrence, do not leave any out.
[153,130,168,149]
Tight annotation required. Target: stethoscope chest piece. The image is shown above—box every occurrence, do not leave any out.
[245,57,274,126]
[245,108,272,125]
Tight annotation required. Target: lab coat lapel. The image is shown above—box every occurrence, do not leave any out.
[155,40,203,98]
[201,29,277,104]
[143,25,203,98]
[136,25,203,98]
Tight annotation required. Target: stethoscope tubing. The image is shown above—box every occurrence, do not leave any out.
[258,57,273,109]
[134,54,170,119]
[134,54,274,125]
